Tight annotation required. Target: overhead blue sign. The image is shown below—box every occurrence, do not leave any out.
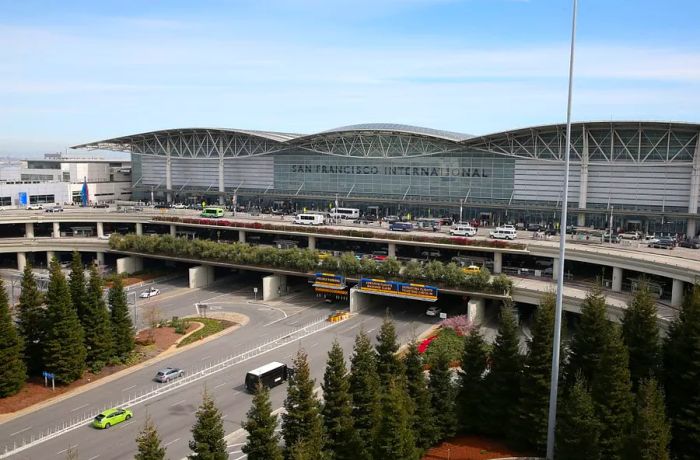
[358,278,438,302]
[18,192,27,206]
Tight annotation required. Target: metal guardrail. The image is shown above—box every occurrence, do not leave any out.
[0,313,339,459]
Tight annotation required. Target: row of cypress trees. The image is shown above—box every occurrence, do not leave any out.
[128,282,700,460]
[0,252,136,394]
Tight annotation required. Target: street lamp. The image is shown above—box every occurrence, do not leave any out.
[546,1,578,459]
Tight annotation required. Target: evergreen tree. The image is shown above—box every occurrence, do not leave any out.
[428,346,458,441]
[510,291,556,453]
[321,340,361,460]
[457,327,488,435]
[68,251,88,326]
[373,379,419,460]
[135,415,167,460]
[591,325,633,460]
[83,264,114,370]
[43,258,86,384]
[0,279,26,397]
[555,374,601,460]
[188,389,227,460]
[565,286,610,386]
[242,383,283,460]
[622,280,661,389]
[16,262,45,375]
[483,303,522,437]
[375,312,403,386]
[626,378,671,460]
[109,277,135,360]
[348,330,380,460]
[663,284,700,460]
[403,337,438,451]
[282,349,324,459]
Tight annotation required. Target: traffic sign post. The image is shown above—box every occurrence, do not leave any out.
[253,287,258,301]
[42,371,55,391]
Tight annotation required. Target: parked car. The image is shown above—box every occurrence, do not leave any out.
[679,238,700,249]
[154,203,171,209]
[390,222,413,232]
[139,287,161,298]
[425,306,441,317]
[92,202,109,208]
[26,204,43,210]
[619,231,641,240]
[526,223,543,232]
[383,215,401,224]
[93,408,132,429]
[489,227,518,240]
[45,206,63,213]
[154,367,185,383]
[172,203,187,209]
[648,238,675,249]
[450,224,477,237]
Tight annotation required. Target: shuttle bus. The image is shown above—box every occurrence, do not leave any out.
[245,362,291,392]
[330,207,360,220]
[294,213,325,225]
[200,207,224,218]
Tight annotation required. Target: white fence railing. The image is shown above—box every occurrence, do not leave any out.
[1,313,338,459]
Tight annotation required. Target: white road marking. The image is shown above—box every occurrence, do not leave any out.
[9,426,31,436]
[229,450,242,454]
[87,455,100,460]
[56,445,79,455]
[200,355,210,361]
[214,382,227,389]
[310,342,319,348]
[169,399,187,407]
[116,420,135,430]
[163,437,180,447]
[367,327,376,334]
[232,455,246,460]
[228,442,244,447]
[70,403,89,412]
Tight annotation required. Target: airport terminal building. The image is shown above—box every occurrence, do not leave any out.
[75,121,700,236]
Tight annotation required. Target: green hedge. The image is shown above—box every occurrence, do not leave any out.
[110,234,513,295]
[177,317,230,347]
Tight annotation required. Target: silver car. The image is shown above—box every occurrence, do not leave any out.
[154,367,184,383]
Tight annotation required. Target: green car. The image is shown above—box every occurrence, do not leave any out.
[92,407,132,429]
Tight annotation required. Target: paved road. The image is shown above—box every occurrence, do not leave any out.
[0,276,436,460]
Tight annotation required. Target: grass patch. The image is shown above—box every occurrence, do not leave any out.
[177,317,233,347]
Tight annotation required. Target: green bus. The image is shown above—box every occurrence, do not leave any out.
[201,207,224,218]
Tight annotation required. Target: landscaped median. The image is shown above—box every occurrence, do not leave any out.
[152,215,527,250]
[109,233,515,295]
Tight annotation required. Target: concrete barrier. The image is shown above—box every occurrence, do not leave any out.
[189,265,215,289]
[116,255,143,275]
[262,274,287,300]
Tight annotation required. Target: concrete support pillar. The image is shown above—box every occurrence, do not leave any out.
[46,251,55,265]
[349,287,383,313]
[612,266,623,292]
[688,219,697,239]
[552,258,559,280]
[52,221,61,238]
[218,143,225,205]
[238,230,246,243]
[308,236,316,250]
[577,212,586,227]
[166,139,173,203]
[96,222,104,238]
[467,297,485,325]
[578,125,589,215]
[17,252,27,272]
[170,224,177,237]
[493,252,502,274]
[688,133,700,236]
[135,222,143,236]
[189,265,215,289]
[672,279,685,308]
[387,242,396,258]
[96,251,105,266]
[262,274,287,301]
[25,222,34,238]
[116,256,143,275]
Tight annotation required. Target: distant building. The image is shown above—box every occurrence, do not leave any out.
[0,154,131,207]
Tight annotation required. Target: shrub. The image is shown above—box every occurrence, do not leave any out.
[441,314,474,336]
[424,327,465,366]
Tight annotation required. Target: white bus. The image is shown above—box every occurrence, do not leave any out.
[330,207,360,220]
[294,213,325,225]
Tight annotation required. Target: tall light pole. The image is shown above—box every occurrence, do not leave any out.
[546,0,578,458]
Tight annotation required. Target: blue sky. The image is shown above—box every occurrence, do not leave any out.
[1,0,699,157]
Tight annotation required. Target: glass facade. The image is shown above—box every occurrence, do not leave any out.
[273,150,515,202]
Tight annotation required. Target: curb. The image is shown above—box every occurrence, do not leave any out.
[0,313,250,425]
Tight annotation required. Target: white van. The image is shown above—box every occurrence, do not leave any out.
[449,224,477,237]
[489,227,518,240]
[330,207,360,220]
[294,213,325,225]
